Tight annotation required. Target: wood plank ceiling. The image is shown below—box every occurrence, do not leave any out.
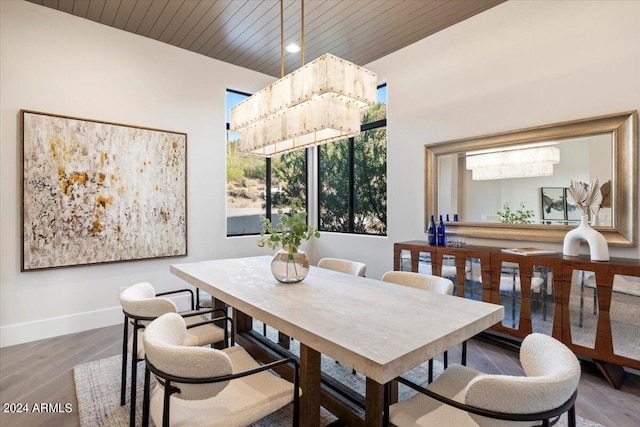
[27,0,506,77]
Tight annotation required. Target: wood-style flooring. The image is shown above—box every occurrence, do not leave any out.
[1,325,639,427]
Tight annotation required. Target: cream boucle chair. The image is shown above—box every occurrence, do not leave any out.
[382,271,458,383]
[382,271,454,294]
[142,312,299,427]
[120,282,230,427]
[318,257,367,374]
[389,333,580,427]
[317,257,367,277]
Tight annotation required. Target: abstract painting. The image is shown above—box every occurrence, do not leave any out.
[21,110,187,271]
[541,187,566,221]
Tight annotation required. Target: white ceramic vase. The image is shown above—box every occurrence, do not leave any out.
[563,214,609,261]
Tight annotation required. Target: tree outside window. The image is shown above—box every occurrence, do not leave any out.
[226,90,307,236]
[318,85,387,235]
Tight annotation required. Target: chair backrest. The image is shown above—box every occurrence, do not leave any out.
[381,271,454,295]
[119,282,177,319]
[143,312,233,400]
[317,257,366,277]
[464,333,580,424]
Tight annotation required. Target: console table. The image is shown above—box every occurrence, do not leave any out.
[393,241,640,387]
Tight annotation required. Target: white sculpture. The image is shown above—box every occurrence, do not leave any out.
[563,178,609,261]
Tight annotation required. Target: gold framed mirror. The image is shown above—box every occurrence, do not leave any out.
[425,111,637,246]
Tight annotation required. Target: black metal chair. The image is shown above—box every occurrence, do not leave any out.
[119,282,229,427]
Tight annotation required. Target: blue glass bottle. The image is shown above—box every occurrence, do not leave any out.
[437,215,446,246]
[427,215,436,245]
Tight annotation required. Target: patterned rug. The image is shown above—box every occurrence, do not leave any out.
[74,331,604,426]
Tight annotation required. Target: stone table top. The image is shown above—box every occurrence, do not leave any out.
[171,255,504,384]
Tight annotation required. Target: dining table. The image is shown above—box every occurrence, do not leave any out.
[170,255,504,426]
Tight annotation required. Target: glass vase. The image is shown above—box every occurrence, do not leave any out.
[270,247,309,283]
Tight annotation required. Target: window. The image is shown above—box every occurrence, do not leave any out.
[318,85,387,235]
[226,90,307,236]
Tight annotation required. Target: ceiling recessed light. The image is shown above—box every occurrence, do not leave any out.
[286,43,301,53]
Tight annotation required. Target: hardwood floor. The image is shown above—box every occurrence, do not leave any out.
[1,324,639,427]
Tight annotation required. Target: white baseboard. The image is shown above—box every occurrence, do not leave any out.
[0,294,192,348]
[0,306,122,348]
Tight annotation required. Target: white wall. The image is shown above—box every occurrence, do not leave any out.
[2,0,639,346]
[316,0,640,278]
[0,0,275,346]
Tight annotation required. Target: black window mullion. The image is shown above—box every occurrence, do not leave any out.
[266,157,272,220]
[316,83,386,235]
[361,118,386,132]
[348,137,355,232]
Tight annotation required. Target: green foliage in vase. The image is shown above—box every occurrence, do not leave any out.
[257,201,320,255]
[497,202,534,224]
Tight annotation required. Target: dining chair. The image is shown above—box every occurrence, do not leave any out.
[382,271,459,383]
[142,312,300,427]
[388,333,580,427]
[119,282,230,427]
[196,290,213,309]
[318,257,367,373]
[317,257,367,277]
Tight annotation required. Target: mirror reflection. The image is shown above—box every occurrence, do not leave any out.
[425,111,637,246]
[569,269,598,349]
[438,134,612,227]
[464,258,483,302]
[530,266,554,336]
[611,274,640,360]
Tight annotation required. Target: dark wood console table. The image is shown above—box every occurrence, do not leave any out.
[394,241,640,388]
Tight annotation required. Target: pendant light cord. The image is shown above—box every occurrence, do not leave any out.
[281,0,305,75]
[280,0,284,78]
[301,0,305,67]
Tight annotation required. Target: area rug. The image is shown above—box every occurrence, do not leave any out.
[74,333,604,427]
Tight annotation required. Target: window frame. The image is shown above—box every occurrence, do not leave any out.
[225,89,309,237]
[317,83,388,235]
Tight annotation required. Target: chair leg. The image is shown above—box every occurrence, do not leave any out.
[383,382,390,427]
[443,350,448,369]
[142,365,151,427]
[292,363,300,427]
[120,316,129,406]
[428,359,433,383]
[461,340,467,366]
[568,405,577,427]
[163,380,172,427]
[130,323,140,427]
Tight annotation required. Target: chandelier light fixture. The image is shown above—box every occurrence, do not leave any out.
[466,142,560,180]
[230,0,377,157]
